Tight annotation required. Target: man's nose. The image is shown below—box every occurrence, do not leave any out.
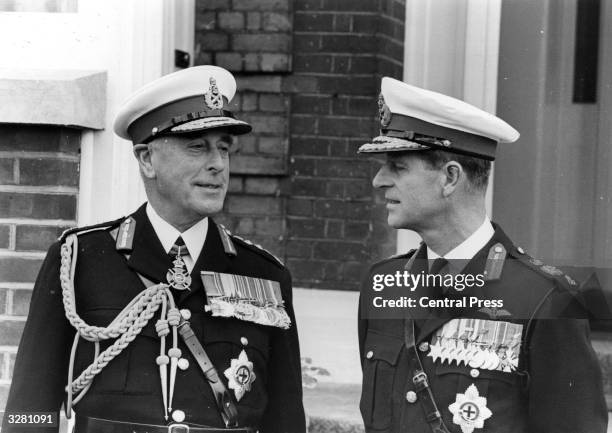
[372,165,391,189]
[206,146,225,172]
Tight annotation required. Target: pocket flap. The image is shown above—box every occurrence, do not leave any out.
[364,331,404,365]
[435,363,517,385]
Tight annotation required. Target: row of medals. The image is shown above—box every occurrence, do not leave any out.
[426,341,518,372]
[167,252,290,328]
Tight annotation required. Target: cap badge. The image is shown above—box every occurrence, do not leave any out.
[204,77,224,110]
[377,93,392,128]
[224,349,256,401]
[448,384,492,433]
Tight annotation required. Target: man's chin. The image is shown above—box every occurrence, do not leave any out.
[386,216,411,230]
[192,200,225,217]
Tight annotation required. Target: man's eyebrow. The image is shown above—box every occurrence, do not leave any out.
[218,134,233,143]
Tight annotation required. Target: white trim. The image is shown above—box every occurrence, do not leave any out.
[78,130,95,225]
[0,283,34,290]
[0,185,78,194]
[0,315,27,322]
[0,152,80,161]
[398,0,502,254]
[0,219,75,226]
[0,251,46,259]
[463,0,502,217]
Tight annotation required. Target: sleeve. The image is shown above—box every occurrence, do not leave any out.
[527,289,608,433]
[2,242,73,433]
[358,267,373,368]
[259,269,306,433]
[357,295,368,369]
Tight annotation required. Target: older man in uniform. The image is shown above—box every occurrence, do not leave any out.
[3,66,305,433]
[357,77,607,433]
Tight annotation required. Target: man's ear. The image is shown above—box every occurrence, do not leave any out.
[441,160,462,197]
[133,143,156,179]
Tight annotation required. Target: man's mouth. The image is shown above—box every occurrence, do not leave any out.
[195,182,224,190]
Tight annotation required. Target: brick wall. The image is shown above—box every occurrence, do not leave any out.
[287,0,406,291]
[0,125,80,407]
[195,0,406,291]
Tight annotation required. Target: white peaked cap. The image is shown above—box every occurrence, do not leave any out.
[359,77,519,160]
[114,65,251,144]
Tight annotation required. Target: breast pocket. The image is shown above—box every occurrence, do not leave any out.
[435,362,518,395]
[434,363,526,432]
[360,331,404,432]
[197,317,271,409]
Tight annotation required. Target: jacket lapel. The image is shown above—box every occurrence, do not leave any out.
[175,218,233,305]
[126,204,174,286]
[415,224,513,344]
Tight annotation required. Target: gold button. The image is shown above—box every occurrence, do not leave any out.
[180,309,191,320]
[470,368,480,378]
[240,337,249,346]
[406,391,417,403]
[419,342,429,352]
[366,351,374,359]
[151,127,159,135]
[517,246,525,254]
[172,410,185,422]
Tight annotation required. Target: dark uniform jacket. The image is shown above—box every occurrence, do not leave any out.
[3,204,305,433]
[358,224,607,433]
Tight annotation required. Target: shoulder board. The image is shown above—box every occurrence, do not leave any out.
[373,249,416,267]
[510,245,578,290]
[483,243,507,281]
[388,249,416,261]
[59,217,124,243]
[220,224,284,268]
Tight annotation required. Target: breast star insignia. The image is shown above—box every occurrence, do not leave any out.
[224,350,256,401]
[448,384,493,433]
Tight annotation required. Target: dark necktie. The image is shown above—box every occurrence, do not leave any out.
[166,237,191,291]
[169,237,189,258]
[429,257,449,275]
[429,257,449,299]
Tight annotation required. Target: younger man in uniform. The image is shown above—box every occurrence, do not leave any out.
[357,77,607,433]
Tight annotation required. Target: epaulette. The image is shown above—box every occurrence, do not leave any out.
[370,249,416,270]
[219,224,285,268]
[510,245,578,290]
[58,217,124,243]
[386,249,416,261]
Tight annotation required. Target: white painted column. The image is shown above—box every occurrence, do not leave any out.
[397,0,502,253]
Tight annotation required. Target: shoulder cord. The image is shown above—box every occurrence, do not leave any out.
[60,234,181,421]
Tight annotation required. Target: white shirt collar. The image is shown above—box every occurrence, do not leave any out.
[427,216,495,261]
[146,203,208,262]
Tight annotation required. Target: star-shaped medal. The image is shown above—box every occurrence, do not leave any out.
[224,350,256,401]
[448,384,493,433]
[427,342,443,363]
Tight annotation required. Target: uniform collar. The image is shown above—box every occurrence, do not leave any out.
[427,215,494,261]
[146,202,208,261]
